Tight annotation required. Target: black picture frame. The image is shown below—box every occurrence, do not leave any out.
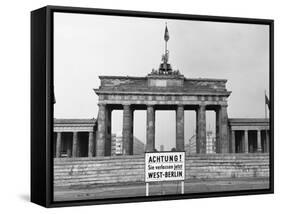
[31,5,274,208]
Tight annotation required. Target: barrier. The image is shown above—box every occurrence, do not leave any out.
[54,153,269,188]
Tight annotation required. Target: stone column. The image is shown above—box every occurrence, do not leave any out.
[244,130,249,153]
[129,109,134,155]
[123,105,132,155]
[56,132,61,158]
[265,130,270,153]
[105,108,112,156]
[72,132,78,157]
[257,130,262,153]
[176,105,185,151]
[88,131,94,157]
[231,130,236,153]
[220,105,229,153]
[96,104,106,156]
[146,105,155,152]
[196,105,206,154]
[67,138,72,157]
[215,109,221,153]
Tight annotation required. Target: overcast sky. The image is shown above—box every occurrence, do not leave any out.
[54,12,269,151]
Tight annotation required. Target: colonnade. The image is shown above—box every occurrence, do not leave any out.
[54,105,270,158]
[54,131,95,158]
[96,103,229,156]
[230,129,270,153]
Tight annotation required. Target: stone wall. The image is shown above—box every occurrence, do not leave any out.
[54,153,269,188]
[97,76,229,94]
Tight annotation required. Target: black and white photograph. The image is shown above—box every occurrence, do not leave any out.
[51,10,272,203]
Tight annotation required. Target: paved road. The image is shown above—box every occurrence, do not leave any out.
[54,177,269,201]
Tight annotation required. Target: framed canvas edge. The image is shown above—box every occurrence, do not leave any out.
[31,5,274,208]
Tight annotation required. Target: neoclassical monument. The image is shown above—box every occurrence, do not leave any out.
[53,26,269,158]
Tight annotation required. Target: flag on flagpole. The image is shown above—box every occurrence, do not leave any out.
[164,25,169,41]
[265,94,270,110]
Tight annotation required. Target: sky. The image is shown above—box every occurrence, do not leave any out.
[54,12,269,151]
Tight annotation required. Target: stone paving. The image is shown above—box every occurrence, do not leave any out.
[54,177,269,201]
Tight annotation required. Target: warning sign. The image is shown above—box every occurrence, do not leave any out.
[145,152,185,182]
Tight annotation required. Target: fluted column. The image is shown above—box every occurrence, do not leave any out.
[257,130,262,153]
[72,132,78,157]
[96,104,106,156]
[176,105,185,151]
[56,132,61,158]
[146,105,155,152]
[123,105,132,155]
[88,131,94,157]
[244,130,249,153]
[196,105,206,154]
[231,130,236,153]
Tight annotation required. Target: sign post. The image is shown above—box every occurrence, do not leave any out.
[146,183,149,196]
[145,152,185,196]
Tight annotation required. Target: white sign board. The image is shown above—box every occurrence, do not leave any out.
[145,152,185,182]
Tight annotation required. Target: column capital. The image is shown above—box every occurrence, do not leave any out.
[198,104,206,110]
[123,104,131,109]
[98,103,106,108]
[147,104,155,108]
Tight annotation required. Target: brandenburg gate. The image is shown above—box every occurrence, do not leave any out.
[94,26,231,156]
[94,74,231,156]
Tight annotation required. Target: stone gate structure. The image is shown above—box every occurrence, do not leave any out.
[94,25,232,156]
[94,74,232,156]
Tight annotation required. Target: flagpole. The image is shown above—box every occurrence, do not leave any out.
[165,40,167,55]
[165,22,167,55]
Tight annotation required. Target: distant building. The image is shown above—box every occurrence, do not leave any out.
[206,131,216,154]
[185,131,216,154]
[111,133,145,155]
[111,133,123,156]
[133,137,145,155]
[185,134,197,154]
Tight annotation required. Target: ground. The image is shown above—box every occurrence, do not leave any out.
[54,177,269,201]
